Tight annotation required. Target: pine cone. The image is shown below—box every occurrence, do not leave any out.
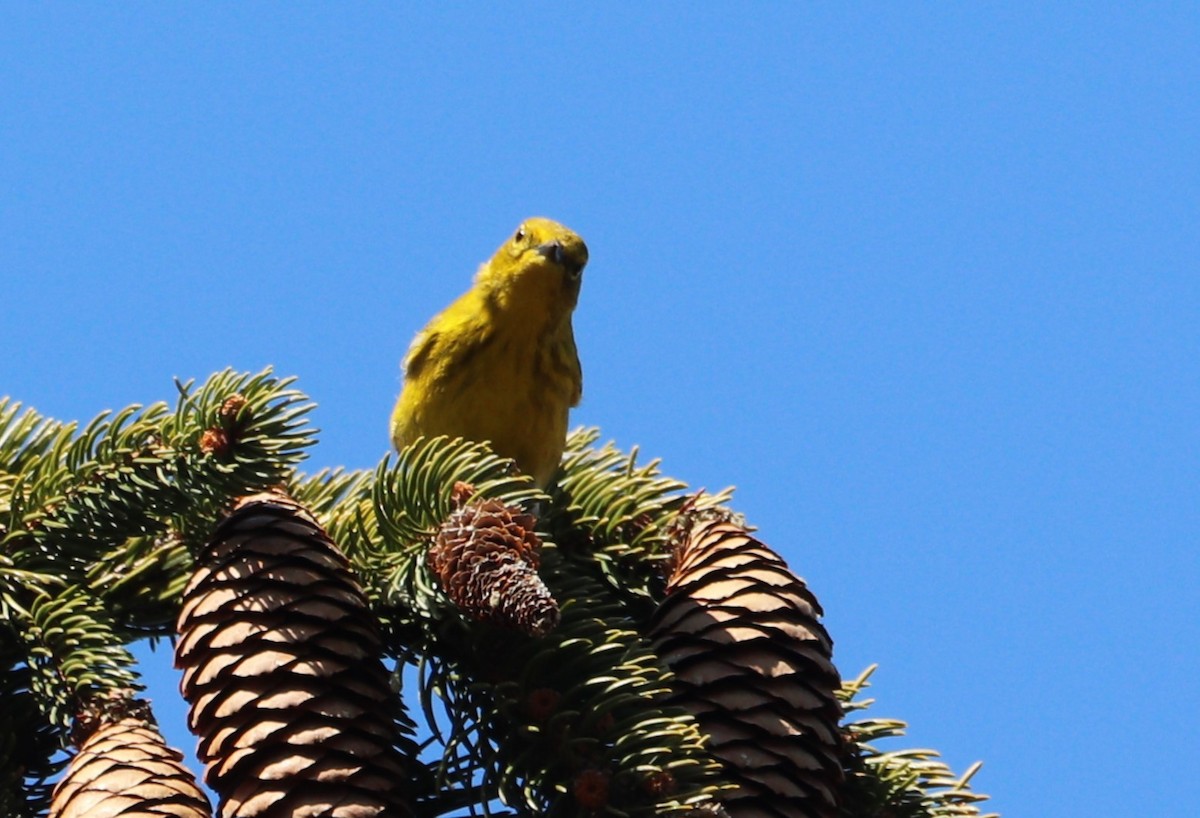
[648,517,844,818]
[428,495,559,636]
[49,699,211,818]
[175,491,417,818]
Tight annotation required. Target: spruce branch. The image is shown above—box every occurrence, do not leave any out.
[438,544,730,817]
[0,398,75,479]
[0,634,63,817]
[0,576,141,817]
[0,374,999,818]
[289,466,375,521]
[83,531,194,636]
[550,428,732,609]
[373,436,543,550]
[0,368,315,633]
[839,667,997,818]
[17,584,140,730]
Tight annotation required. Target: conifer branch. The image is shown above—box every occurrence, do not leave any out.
[550,428,733,610]
[0,378,998,818]
[15,584,139,729]
[0,637,62,817]
[839,667,997,818]
[0,368,315,633]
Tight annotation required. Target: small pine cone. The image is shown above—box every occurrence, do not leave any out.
[176,491,416,818]
[428,497,559,636]
[49,710,211,818]
[199,427,231,456]
[219,393,248,422]
[648,517,843,818]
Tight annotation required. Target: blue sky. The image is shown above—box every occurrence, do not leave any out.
[3,5,1198,816]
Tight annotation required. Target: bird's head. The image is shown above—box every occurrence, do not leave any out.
[479,217,588,312]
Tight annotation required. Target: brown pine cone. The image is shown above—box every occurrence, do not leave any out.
[175,490,417,818]
[428,495,559,637]
[50,697,211,818]
[649,516,844,818]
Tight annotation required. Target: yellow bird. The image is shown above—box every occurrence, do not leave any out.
[390,217,588,488]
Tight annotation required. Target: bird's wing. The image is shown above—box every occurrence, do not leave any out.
[404,293,495,383]
[402,327,439,378]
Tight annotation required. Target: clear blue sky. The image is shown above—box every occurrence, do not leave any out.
[3,6,1197,816]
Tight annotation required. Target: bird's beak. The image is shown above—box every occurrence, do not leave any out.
[537,240,566,265]
[538,239,588,278]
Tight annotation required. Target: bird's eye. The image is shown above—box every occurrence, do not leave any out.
[513,227,526,244]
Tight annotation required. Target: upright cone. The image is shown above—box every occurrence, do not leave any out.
[175,491,417,818]
[49,698,211,818]
[648,516,843,818]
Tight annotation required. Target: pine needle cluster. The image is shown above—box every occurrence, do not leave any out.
[0,371,996,818]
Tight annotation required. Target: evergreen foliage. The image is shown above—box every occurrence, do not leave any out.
[839,667,998,818]
[0,372,996,817]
